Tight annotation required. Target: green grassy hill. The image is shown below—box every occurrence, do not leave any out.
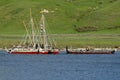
[0,0,120,35]
[0,0,120,48]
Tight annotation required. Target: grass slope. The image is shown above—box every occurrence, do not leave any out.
[0,0,120,35]
[0,0,120,48]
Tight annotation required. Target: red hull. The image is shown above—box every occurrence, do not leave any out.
[39,51,48,54]
[10,51,39,54]
[67,51,115,54]
[9,51,59,55]
[51,51,59,54]
[39,51,59,54]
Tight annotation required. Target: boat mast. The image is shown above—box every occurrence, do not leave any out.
[30,8,35,45]
[40,12,48,50]
[23,21,33,45]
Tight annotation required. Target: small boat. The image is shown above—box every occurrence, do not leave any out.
[7,9,59,54]
[66,47,115,54]
[8,46,58,54]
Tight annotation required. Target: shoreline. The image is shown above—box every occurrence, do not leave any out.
[0,34,120,49]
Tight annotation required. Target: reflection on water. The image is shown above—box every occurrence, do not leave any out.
[0,51,120,80]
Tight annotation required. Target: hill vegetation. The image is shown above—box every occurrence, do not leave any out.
[0,0,120,35]
[0,0,120,48]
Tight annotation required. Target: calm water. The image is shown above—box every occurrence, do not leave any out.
[0,50,120,80]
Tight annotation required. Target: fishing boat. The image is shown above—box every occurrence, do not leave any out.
[7,9,59,54]
[66,47,115,54]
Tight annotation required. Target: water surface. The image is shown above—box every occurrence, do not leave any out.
[0,50,120,80]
